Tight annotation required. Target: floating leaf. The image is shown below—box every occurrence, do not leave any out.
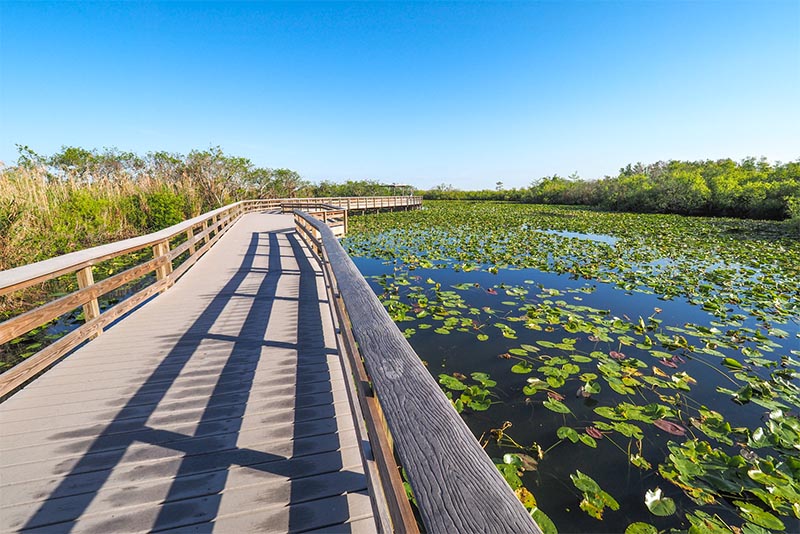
[624,523,658,534]
[543,398,572,414]
[653,419,686,436]
[585,426,603,439]
[722,357,744,370]
[530,508,558,534]
[644,487,676,516]
[523,378,548,395]
[470,372,496,387]
[511,361,534,374]
[583,381,601,395]
[570,470,600,493]
[557,426,579,443]
[438,374,466,391]
[734,501,785,531]
[516,454,539,471]
[571,470,618,519]
[515,487,536,508]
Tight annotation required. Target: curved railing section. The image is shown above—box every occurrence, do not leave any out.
[294,209,539,534]
[0,196,420,399]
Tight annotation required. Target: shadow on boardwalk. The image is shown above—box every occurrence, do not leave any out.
[16,227,366,533]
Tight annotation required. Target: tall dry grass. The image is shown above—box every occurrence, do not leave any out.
[0,167,209,271]
[0,146,308,272]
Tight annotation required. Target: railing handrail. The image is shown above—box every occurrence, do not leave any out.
[0,195,420,400]
[0,202,247,295]
[0,196,420,295]
[294,210,539,534]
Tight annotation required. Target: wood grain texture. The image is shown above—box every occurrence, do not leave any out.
[318,237,419,533]
[75,267,101,326]
[295,210,540,534]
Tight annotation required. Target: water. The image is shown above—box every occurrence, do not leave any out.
[537,228,619,245]
[353,256,800,533]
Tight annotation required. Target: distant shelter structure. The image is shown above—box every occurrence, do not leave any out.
[386,183,414,196]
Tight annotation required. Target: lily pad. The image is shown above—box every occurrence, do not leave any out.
[644,487,676,516]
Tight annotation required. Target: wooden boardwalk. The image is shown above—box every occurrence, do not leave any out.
[0,213,376,533]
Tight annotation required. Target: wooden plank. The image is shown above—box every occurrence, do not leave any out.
[186,228,196,255]
[295,211,538,534]
[152,240,173,282]
[0,275,170,400]
[0,213,375,533]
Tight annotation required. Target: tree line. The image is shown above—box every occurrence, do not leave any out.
[0,145,404,269]
[421,158,800,223]
[2,147,797,271]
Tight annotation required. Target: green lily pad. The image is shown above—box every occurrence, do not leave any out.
[644,488,676,516]
[624,523,658,534]
[543,398,572,414]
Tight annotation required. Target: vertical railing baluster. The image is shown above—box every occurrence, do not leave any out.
[76,266,101,338]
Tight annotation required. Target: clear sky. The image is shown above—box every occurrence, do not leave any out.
[1,1,798,189]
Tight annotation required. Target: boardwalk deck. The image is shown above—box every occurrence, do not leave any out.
[0,213,376,533]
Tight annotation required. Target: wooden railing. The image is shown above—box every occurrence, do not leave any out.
[0,202,245,399]
[0,196,420,399]
[282,202,348,238]
[0,195,539,533]
[247,195,422,214]
[294,209,539,534]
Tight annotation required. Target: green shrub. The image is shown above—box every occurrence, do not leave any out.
[786,196,800,234]
[144,189,185,230]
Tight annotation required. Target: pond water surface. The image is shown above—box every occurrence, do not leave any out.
[346,201,800,534]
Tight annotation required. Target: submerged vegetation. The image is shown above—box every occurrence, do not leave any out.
[345,201,799,533]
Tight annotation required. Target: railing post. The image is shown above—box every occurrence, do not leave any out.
[153,239,173,287]
[187,227,196,255]
[76,266,101,338]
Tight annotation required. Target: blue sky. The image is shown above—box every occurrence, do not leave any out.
[1,1,798,189]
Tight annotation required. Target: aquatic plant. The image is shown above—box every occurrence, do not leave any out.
[347,201,800,533]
